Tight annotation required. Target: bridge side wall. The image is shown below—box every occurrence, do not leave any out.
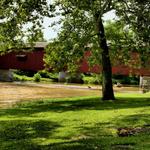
[0,50,44,71]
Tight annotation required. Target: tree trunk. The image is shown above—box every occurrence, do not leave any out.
[94,15,115,100]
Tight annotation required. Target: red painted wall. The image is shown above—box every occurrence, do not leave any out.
[79,51,150,76]
[0,49,150,76]
[0,50,44,71]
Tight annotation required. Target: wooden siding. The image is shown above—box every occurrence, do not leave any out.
[0,50,150,76]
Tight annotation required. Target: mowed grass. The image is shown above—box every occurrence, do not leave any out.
[0,93,150,150]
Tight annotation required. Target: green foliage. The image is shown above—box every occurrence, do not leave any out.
[13,73,33,81]
[82,74,139,85]
[46,0,120,70]
[44,37,85,73]
[116,0,150,65]
[45,0,118,72]
[13,73,54,83]
[66,73,83,83]
[0,0,50,52]
[38,70,51,78]
[13,70,36,77]
[38,70,58,82]
[45,41,69,72]
[105,21,134,65]
[48,73,58,82]
[119,0,150,44]
[0,93,150,149]
[83,74,102,85]
[33,73,41,82]
[112,75,139,85]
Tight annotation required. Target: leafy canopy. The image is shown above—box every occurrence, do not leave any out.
[0,0,50,52]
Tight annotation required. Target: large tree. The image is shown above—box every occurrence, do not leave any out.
[47,0,116,100]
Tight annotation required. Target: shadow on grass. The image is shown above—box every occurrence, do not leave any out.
[0,120,61,150]
[0,119,148,150]
[0,117,113,150]
[0,96,150,117]
[114,113,150,127]
[0,121,116,150]
[0,96,150,149]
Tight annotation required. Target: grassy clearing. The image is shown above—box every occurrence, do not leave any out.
[0,93,150,150]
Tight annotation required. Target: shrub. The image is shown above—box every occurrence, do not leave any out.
[33,73,41,82]
[82,74,102,85]
[112,75,139,85]
[66,73,83,83]
[38,70,58,82]
[48,72,58,81]
[13,70,36,77]
[38,70,50,78]
[13,74,32,81]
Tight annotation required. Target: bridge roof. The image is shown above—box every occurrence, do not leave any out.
[26,42,48,48]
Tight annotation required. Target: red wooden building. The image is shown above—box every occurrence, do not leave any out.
[0,42,46,71]
[0,42,150,76]
[79,51,150,76]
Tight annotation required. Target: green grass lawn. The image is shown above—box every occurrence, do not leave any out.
[0,93,150,150]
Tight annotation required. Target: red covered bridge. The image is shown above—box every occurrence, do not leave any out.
[0,49,44,71]
[0,42,150,76]
[79,51,150,76]
[0,42,46,71]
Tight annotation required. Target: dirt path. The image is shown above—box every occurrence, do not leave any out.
[0,82,140,108]
[0,82,100,108]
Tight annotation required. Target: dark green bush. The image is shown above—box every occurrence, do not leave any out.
[112,75,139,85]
[38,70,50,78]
[13,70,36,77]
